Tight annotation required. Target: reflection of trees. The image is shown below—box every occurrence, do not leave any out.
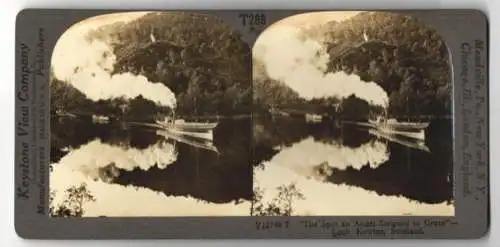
[252,117,318,167]
[253,118,310,147]
[339,125,372,148]
[113,119,252,203]
[253,120,452,204]
[51,118,160,163]
[252,118,453,205]
[49,183,96,217]
[52,119,252,205]
[251,183,305,216]
[326,135,453,204]
[252,117,372,166]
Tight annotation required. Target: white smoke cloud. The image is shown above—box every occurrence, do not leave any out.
[54,139,178,182]
[52,17,177,108]
[254,26,388,107]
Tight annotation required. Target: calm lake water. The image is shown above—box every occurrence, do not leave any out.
[252,117,454,216]
[50,116,454,217]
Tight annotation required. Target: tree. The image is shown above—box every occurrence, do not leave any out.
[251,183,305,216]
[91,12,252,117]
[49,183,96,217]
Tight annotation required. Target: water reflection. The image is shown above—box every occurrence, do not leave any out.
[252,117,454,216]
[253,164,453,216]
[368,128,430,152]
[267,137,389,180]
[51,164,250,217]
[50,118,252,217]
[50,117,453,217]
[57,139,177,182]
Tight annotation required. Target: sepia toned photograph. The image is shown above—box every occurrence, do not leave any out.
[251,11,454,216]
[49,10,455,218]
[49,12,253,217]
[14,7,489,239]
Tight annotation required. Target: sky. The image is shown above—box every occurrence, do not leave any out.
[253,11,389,107]
[51,12,177,108]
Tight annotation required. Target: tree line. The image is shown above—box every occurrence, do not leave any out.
[254,12,452,119]
[321,12,451,117]
[50,77,171,121]
[52,12,252,120]
[52,12,451,120]
[253,59,384,121]
[89,12,253,117]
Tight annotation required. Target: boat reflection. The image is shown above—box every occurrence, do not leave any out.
[369,117,429,141]
[156,129,219,154]
[368,128,430,152]
[129,121,220,154]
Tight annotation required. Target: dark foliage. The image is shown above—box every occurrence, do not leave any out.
[253,12,451,118]
[322,12,451,117]
[49,183,96,217]
[251,183,305,216]
[50,76,171,122]
[88,12,252,117]
[52,12,252,119]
